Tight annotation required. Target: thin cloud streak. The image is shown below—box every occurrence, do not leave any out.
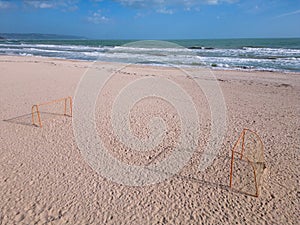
[277,9,300,18]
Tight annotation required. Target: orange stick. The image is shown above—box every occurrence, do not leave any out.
[64,98,67,115]
[229,150,235,188]
[240,129,246,159]
[36,105,42,127]
[37,97,70,107]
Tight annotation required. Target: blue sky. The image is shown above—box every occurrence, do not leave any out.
[0,0,300,39]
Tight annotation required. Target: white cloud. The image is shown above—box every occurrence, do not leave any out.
[23,0,79,10]
[2,0,238,15]
[87,10,109,24]
[277,9,300,18]
[115,0,237,7]
[24,0,56,8]
[114,0,238,13]
[0,0,13,9]
[156,7,174,15]
[5,0,237,13]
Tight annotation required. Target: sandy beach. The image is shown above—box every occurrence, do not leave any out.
[0,55,299,224]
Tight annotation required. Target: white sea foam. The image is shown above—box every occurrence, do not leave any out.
[0,42,299,72]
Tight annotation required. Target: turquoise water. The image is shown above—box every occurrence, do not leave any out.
[1,38,300,72]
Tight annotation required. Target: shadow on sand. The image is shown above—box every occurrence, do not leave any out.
[2,116,257,197]
[3,112,71,127]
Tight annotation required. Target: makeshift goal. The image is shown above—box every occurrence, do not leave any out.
[31,96,72,127]
[229,129,266,197]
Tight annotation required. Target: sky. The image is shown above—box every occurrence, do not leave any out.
[0,0,300,39]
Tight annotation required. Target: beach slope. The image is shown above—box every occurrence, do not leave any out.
[0,56,299,224]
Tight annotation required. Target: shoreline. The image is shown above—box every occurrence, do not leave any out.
[1,54,300,75]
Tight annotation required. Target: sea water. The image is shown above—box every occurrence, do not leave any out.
[0,38,299,72]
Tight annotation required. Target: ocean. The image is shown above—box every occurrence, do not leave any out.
[0,38,300,72]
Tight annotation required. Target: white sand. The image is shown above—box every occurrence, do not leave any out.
[0,56,299,224]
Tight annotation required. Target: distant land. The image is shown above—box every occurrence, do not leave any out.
[0,33,86,40]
